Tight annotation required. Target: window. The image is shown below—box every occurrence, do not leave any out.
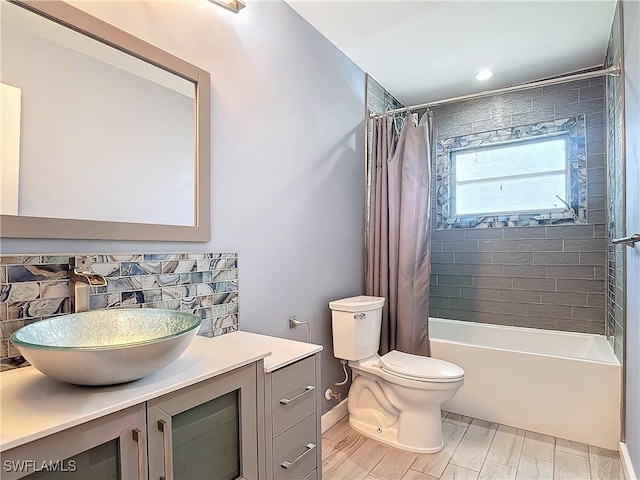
[452,136,569,216]
[435,116,587,229]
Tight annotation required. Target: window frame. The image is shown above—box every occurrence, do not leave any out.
[435,115,587,229]
[450,133,570,217]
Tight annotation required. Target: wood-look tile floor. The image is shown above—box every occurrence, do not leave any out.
[322,412,625,480]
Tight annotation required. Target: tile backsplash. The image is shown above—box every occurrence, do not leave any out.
[0,252,238,371]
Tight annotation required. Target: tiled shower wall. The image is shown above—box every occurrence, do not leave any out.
[605,2,625,361]
[429,78,608,334]
[0,253,238,370]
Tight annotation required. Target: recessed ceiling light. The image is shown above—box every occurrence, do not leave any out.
[474,68,494,81]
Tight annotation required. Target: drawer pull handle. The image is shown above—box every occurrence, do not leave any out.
[281,443,316,469]
[158,419,171,480]
[132,428,145,480]
[280,385,315,405]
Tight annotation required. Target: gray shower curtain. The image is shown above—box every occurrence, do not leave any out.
[366,112,433,356]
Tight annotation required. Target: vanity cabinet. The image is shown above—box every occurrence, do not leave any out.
[1,362,261,480]
[148,362,260,480]
[1,404,146,480]
[0,333,322,480]
[264,353,322,480]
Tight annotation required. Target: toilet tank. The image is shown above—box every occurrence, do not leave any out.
[329,296,385,361]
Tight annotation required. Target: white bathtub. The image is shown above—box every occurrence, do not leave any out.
[429,318,621,450]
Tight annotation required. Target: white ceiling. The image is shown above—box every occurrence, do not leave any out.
[285,0,617,106]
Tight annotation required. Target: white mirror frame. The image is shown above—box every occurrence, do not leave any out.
[0,0,211,242]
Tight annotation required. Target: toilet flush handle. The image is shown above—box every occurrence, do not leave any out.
[354,313,366,319]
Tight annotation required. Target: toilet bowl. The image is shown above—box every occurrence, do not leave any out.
[330,296,464,453]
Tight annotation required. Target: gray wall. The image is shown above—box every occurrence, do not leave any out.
[623,0,640,473]
[429,79,608,334]
[0,0,366,415]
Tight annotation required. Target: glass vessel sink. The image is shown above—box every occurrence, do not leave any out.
[10,309,202,386]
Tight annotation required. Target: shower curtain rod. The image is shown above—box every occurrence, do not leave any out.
[370,64,621,118]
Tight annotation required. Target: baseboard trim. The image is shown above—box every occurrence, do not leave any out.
[321,399,348,434]
[621,442,638,480]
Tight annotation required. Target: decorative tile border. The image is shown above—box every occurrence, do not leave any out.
[0,252,239,371]
[436,116,587,229]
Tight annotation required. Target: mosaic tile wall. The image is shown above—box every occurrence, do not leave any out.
[605,2,625,363]
[0,253,238,371]
[436,115,588,229]
[429,78,608,334]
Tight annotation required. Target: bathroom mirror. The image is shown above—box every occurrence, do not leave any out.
[0,0,210,241]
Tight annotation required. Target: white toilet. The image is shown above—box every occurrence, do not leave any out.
[329,295,464,453]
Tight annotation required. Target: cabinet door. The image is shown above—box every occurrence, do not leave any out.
[1,404,147,480]
[147,363,259,480]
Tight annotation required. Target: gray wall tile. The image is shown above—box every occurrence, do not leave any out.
[557,279,605,293]
[512,107,555,125]
[540,292,588,306]
[498,289,541,303]
[431,263,466,275]
[518,239,564,252]
[430,78,607,335]
[564,238,607,252]
[432,252,455,264]
[511,316,558,330]
[579,84,605,101]
[503,227,546,239]
[545,225,595,238]
[465,264,506,276]
[436,308,475,321]
[442,241,478,252]
[527,303,573,319]
[587,293,605,307]
[547,266,596,279]
[438,274,473,286]
[533,90,579,110]
[430,297,451,309]
[474,312,516,326]
[492,252,533,264]
[478,240,519,252]
[555,98,604,117]
[450,298,527,315]
[556,319,605,334]
[573,306,606,322]
[460,287,500,300]
[587,111,605,126]
[513,277,557,292]
[463,229,504,240]
[454,252,493,264]
[533,252,580,265]
[430,286,462,298]
[503,265,548,278]
[473,276,514,289]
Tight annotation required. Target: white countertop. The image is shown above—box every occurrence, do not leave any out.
[232,331,322,373]
[0,331,322,452]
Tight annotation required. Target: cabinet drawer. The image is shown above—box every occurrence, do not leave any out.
[302,469,317,480]
[272,414,317,480]
[271,356,316,436]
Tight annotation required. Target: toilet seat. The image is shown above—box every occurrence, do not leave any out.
[379,350,464,383]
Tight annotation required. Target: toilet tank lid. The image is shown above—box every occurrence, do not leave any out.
[329,296,385,312]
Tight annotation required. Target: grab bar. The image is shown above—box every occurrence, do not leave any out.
[612,233,640,247]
